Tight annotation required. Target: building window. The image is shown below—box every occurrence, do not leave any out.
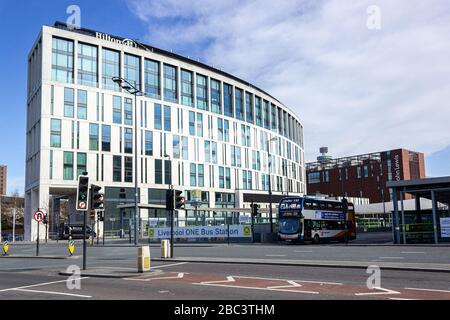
[77,153,87,177]
[271,104,277,131]
[323,171,330,182]
[155,159,163,184]
[124,128,133,154]
[223,83,233,117]
[124,98,133,126]
[52,37,74,83]
[197,113,203,137]
[144,59,160,99]
[181,69,193,107]
[225,168,231,189]
[211,79,222,114]
[145,131,153,156]
[196,74,208,110]
[263,100,270,129]
[173,135,180,159]
[102,125,111,152]
[218,118,224,141]
[89,123,99,151]
[235,88,244,120]
[165,160,172,185]
[49,150,53,179]
[255,96,262,127]
[102,48,120,91]
[204,141,211,163]
[163,64,178,103]
[125,157,133,183]
[154,104,162,130]
[245,92,254,124]
[78,42,97,87]
[190,163,197,187]
[357,167,362,179]
[164,105,171,132]
[64,88,74,118]
[219,167,225,189]
[308,172,320,184]
[182,137,189,160]
[63,151,74,180]
[364,165,369,178]
[113,156,122,182]
[198,164,205,187]
[278,107,283,135]
[211,142,217,164]
[113,96,122,124]
[124,53,141,90]
[189,112,196,136]
[77,90,87,119]
[50,119,61,148]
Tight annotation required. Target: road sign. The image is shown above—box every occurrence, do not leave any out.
[243,226,252,237]
[191,189,202,202]
[34,210,45,223]
[68,240,75,256]
[239,215,251,224]
[2,242,9,256]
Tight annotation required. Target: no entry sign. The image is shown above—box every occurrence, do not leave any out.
[34,210,45,223]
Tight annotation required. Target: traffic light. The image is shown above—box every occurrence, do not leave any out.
[166,189,174,210]
[97,211,105,222]
[43,214,48,225]
[175,190,185,210]
[251,203,260,216]
[91,184,104,210]
[76,175,90,211]
[90,211,96,221]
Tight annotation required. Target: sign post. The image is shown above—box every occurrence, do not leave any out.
[34,210,45,256]
[77,174,90,270]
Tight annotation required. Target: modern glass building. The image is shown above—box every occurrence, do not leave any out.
[25,22,305,240]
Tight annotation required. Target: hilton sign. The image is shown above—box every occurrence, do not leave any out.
[96,32,137,48]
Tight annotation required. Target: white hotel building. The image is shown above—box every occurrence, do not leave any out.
[25,22,305,241]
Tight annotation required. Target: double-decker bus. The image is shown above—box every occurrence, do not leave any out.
[278,197,356,244]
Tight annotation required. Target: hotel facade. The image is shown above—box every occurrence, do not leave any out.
[25,22,305,241]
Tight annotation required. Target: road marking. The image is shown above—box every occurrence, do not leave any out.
[124,273,186,282]
[405,287,450,294]
[379,257,405,259]
[265,255,286,257]
[228,275,343,286]
[151,262,189,269]
[294,250,313,253]
[401,252,426,254]
[13,288,92,298]
[355,287,401,296]
[267,280,302,289]
[0,277,90,293]
[389,298,417,300]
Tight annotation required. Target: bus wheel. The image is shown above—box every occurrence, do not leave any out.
[313,235,321,244]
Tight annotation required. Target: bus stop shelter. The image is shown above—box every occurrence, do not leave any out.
[387,176,450,244]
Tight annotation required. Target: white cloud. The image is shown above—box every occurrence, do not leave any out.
[127,0,450,162]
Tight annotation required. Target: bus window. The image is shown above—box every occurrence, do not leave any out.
[319,201,326,210]
[304,200,313,210]
[311,201,319,209]
[311,220,322,230]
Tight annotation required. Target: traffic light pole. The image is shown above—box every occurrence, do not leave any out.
[83,210,87,270]
[171,186,175,258]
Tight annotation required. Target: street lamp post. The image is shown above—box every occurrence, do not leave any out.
[113,77,142,246]
[164,154,175,258]
[267,137,278,234]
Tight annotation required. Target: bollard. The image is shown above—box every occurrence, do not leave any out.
[2,241,9,256]
[68,240,75,256]
[138,246,151,273]
[161,239,171,258]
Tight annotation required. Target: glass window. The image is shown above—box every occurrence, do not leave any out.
[225,168,231,189]
[52,37,74,83]
[223,83,233,117]
[271,104,277,131]
[255,96,262,127]
[102,125,111,152]
[364,165,369,178]
[125,157,133,183]
[78,42,97,87]
[145,131,153,156]
[63,151,74,180]
[211,79,221,114]
[77,90,87,119]
[224,120,230,142]
[164,105,171,132]
[211,142,217,164]
[165,160,172,185]
[196,74,208,110]
[124,128,133,154]
[89,123,99,151]
[204,141,211,163]
[190,163,197,187]
[308,172,321,184]
[164,64,178,102]
[278,107,283,135]
[189,112,196,136]
[124,98,133,126]
[235,88,244,120]
[50,119,61,148]
[219,167,225,188]
[64,88,74,118]
[102,48,120,91]
[182,137,189,160]
[245,92,254,123]
[173,135,180,159]
[113,156,122,182]
[242,170,248,190]
[263,100,270,129]
[198,164,204,187]
[154,104,162,130]
[155,159,163,184]
[181,69,193,107]
[77,153,87,177]
[124,53,141,90]
[197,113,203,137]
[113,96,122,124]
[144,59,160,99]
[218,118,224,141]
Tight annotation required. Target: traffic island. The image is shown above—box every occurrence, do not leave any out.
[58,268,163,279]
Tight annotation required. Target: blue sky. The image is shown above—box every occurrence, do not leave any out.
[0,0,449,195]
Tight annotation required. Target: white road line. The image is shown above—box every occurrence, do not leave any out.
[193,283,319,295]
[151,262,189,269]
[379,257,405,259]
[229,275,343,286]
[124,273,186,282]
[294,251,313,253]
[265,255,286,257]
[405,287,450,294]
[389,298,417,301]
[355,287,401,296]
[14,288,92,298]
[0,277,90,293]
[401,252,426,254]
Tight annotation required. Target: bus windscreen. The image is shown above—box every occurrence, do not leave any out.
[279,197,303,217]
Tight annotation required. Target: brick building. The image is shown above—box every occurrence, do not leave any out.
[306,148,426,203]
[0,165,6,195]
